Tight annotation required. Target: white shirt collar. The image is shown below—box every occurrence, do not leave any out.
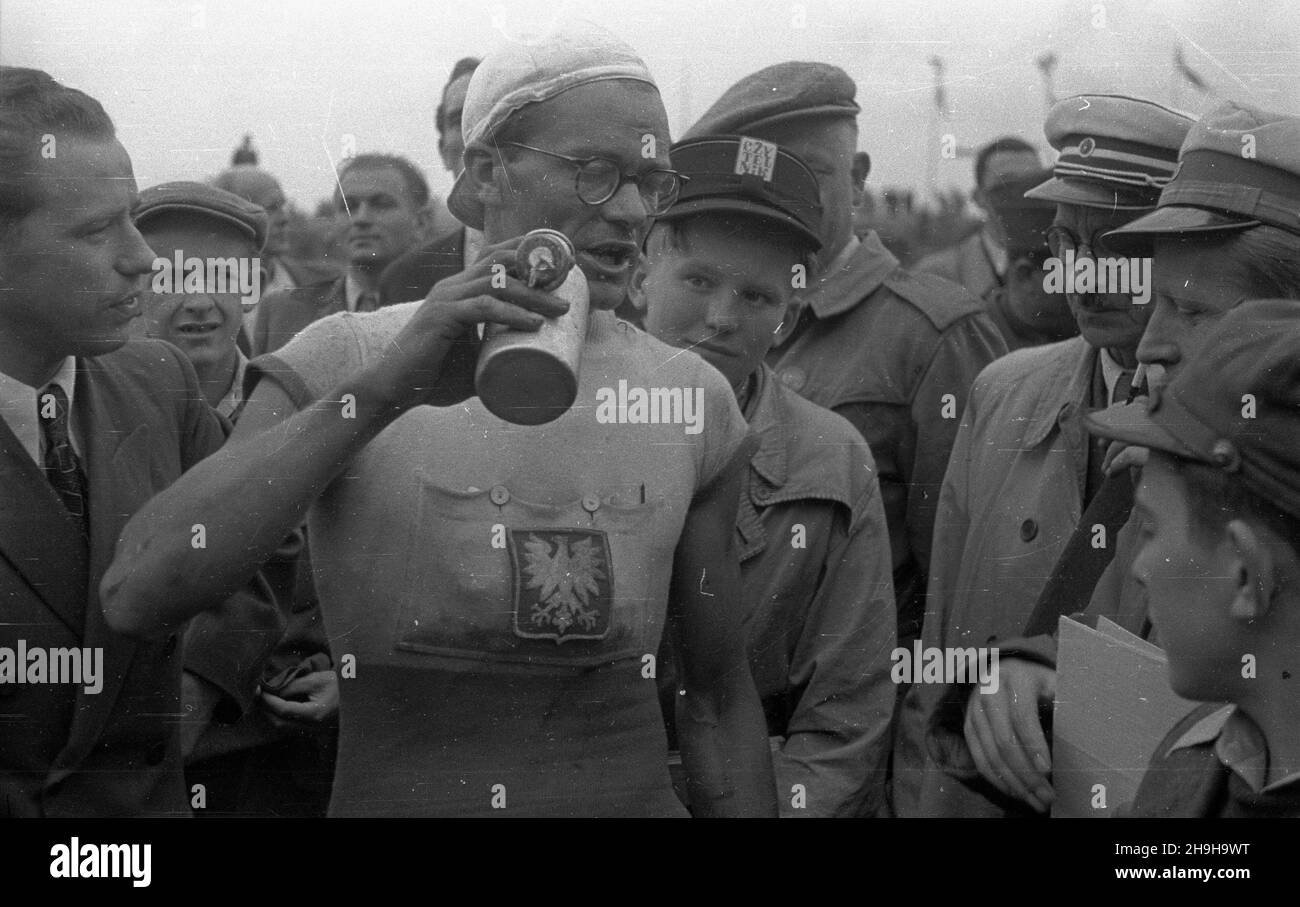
[463,227,485,269]
[216,350,249,420]
[0,356,79,466]
[980,226,1009,277]
[1099,347,1134,406]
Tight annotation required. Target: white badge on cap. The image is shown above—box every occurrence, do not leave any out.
[735,137,778,182]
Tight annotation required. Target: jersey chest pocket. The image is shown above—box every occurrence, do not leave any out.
[392,473,671,670]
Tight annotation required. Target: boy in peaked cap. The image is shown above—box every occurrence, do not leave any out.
[637,135,897,817]
[1086,298,1300,817]
[902,94,1195,818]
[688,62,1007,671]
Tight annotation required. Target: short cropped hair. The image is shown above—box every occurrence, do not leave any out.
[436,57,481,136]
[0,66,115,235]
[974,136,1037,189]
[1217,225,1300,300]
[1176,456,1300,558]
[333,153,430,211]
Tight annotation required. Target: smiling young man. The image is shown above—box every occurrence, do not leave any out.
[133,181,267,418]
[0,67,280,817]
[1085,298,1300,817]
[638,135,897,817]
[101,24,776,818]
[252,153,430,355]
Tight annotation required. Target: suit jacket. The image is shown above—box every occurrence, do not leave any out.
[378,227,467,306]
[0,340,281,817]
[914,230,1001,302]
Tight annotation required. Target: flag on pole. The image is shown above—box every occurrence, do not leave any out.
[928,56,951,118]
[1036,51,1058,107]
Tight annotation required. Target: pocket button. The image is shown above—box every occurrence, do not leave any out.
[1020,518,1038,542]
[489,485,510,506]
[582,494,601,514]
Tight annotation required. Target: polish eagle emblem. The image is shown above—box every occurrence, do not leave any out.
[509,529,613,643]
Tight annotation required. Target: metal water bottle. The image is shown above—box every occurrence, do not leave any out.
[475,229,589,426]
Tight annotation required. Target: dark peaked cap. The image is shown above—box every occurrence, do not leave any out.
[684,62,860,139]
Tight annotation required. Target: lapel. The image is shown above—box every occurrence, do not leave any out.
[0,391,89,637]
[53,357,155,770]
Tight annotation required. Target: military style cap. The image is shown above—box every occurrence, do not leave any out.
[134,181,268,251]
[1104,101,1300,254]
[1085,298,1300,520]
[987,167,1056,256]
[658,135,823,251]
[1025,94,1195,211]
[683,62,859,140]
[446,21,658,230]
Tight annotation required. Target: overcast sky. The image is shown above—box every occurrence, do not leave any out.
[4,0,1297,210]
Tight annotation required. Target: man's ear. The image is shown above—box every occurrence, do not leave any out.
[463,147,506,209]
[1226,518,1278,622]
[850,151,871,208]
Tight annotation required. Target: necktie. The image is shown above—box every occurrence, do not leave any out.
[1112,368,1135,406]
[39,383,89,535]
[1023,368,1138,638]
[356,291,380,313]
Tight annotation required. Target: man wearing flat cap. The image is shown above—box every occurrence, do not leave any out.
[925,100,1300,819]
[133,181,267,419]
[102,23,776,817]
[687,62,1006,662]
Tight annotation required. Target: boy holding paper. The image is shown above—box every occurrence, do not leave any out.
[1086,297,1300,817]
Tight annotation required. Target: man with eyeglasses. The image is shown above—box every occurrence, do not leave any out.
[921,100,1300,820]
[100,22,777,817]
[892,95,1194,817]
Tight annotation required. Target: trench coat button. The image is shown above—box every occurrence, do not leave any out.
[145,742,167,766]
[582,494,600,514]
[1019,518,1038,542]
[489,485,510,506]
[755,486,772,503]
[779,368,806,392]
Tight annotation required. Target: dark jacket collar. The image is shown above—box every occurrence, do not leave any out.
[804,231,900,320]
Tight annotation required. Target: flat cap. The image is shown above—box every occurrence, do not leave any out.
[1025,94,1195,211]
[659,134,823,251]
[683,62,859,140]
[447,21,658,230]
[1086,297,1300,521]
[1104,101,1300,254]
[134,180,268,251]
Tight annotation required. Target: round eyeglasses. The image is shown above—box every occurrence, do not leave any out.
[498,141,686,216]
